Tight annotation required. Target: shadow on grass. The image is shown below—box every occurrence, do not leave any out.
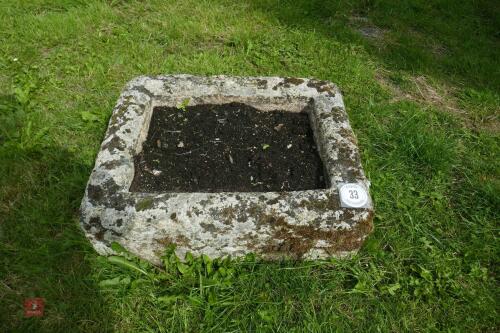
[249,0,500,91]
[0,143,112,332]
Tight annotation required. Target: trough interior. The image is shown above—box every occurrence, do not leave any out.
[129,98,328,193]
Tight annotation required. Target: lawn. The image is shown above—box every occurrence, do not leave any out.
[0,0,498,332]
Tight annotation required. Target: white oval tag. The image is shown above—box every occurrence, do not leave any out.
[339,183,368,208]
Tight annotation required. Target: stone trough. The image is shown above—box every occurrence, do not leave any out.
[80,75,374,264]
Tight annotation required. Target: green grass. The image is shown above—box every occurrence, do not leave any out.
[0,0,498,331]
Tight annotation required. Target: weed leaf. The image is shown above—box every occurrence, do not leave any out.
[107,256,149,276]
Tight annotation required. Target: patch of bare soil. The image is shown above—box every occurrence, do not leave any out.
[349,16,386,41]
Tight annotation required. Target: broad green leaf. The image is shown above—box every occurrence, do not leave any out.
[108,256,149,276]
[177,262,190,275]
[185,252,194,264]
[80,111,100,122]
[98,276,130,288]
[387,283,401,295]
[258,310,275,322]
[110,241,128,253]
[206,260,213,276]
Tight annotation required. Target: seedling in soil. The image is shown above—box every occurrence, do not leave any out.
[177,98,190,112]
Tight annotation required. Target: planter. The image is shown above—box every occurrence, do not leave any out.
[80,75,373,264]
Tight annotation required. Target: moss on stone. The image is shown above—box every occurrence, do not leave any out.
[135,197,154,211]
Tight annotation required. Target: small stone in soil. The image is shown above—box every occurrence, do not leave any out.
[274,123,284,131]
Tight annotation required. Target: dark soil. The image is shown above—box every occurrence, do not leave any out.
[130,103,327,193]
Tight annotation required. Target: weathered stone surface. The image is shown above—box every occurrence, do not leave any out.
[80,75,374,264]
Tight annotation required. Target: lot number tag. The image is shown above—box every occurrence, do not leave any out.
[339,183,368,208]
